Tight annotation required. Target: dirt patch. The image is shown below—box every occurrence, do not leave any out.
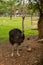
[0,36,43,65]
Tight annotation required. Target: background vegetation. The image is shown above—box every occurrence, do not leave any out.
[0,16,38,38]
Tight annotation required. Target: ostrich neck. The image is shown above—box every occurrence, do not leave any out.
[22,16,25,34]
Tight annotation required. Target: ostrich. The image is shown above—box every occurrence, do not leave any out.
[9,16,25,56]
[9,28,25,56]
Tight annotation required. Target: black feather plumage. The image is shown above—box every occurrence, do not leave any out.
[9,28,25,45]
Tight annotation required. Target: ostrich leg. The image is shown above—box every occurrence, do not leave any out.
[11,45,14,56]
[17,45,20,56]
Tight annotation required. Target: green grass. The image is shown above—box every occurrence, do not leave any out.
[0,16,38,39]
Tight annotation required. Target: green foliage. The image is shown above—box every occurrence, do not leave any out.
[0,0,18,15]
[0,0,9,14]
[0,0,41,16]
[26,1,40,16]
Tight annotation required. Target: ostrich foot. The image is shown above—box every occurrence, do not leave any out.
[17,52,20,56]
[11,53,14,56]
[17,49,20,56]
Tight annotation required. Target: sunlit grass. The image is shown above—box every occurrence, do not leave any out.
[0,16,38,39]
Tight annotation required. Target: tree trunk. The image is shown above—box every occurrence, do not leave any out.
[10,11,12,20]
[31,14,33,25]
[10,15,12,20]
[38,0,43,39]
[38,13,43,39]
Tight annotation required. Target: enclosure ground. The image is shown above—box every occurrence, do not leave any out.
[0,36,43,65]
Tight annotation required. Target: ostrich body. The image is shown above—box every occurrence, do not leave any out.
[9,28,25,56]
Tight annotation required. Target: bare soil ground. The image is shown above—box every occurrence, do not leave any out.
[0,36,43,65]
